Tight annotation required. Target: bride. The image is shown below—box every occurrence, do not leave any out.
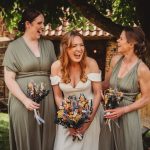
[50,31,102,150]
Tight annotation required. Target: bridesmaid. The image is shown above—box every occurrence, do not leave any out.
[3,8,56,150]
[99,26,150,150]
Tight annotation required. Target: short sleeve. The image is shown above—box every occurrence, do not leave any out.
[87,71,102,82]
[46,40,57,64]
[2,43,18,73]
[50,76,61,85]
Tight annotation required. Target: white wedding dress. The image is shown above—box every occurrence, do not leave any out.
[50,73,102,150]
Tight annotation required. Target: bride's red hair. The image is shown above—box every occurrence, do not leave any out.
[59,31,87,83]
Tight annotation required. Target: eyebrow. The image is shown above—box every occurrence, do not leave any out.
[72,42,84,45]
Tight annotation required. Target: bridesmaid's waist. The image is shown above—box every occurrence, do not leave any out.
[16,71,50,79]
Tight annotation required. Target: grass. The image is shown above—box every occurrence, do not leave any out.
[143,130,150,150]
[0,113,9,150]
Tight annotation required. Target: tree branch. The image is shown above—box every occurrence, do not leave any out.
[67,0,123,38]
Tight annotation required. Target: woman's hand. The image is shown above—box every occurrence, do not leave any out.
[77,122,91,135]
[68,128,77,136]
[23,98,40,111]
[104,107,126,120]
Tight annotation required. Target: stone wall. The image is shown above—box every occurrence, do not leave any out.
[0,17,15,39]
[105,40,117,73]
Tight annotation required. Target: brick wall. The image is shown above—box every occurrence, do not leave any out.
[0,17,15,39]
[0,41,9,100]
[105,40,117,73]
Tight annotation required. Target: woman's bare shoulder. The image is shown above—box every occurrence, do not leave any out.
[86,57,99,72]
[110,54,122,68]
[138,61,150,78]
[51,60,61,75]
[86,57,97,64]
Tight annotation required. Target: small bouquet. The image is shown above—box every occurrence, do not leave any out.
[27,81,49,125]
[55,94,93,141]
[103,88,123,131]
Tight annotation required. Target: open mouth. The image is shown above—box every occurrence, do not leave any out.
[74,53,82,59]
[117,43,121,48]
[37,29,43,35]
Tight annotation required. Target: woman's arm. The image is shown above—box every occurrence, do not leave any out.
[51,61,77,136]
[77,58,101,135]
[51,60,63,108]
[90,80,101,121]
[51,85,63,108]
[51,83,78,136]
[4,67,40,110]
[124,63,150,111]
[89,57,102,120]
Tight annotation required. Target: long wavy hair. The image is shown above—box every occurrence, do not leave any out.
[59,31,87,84]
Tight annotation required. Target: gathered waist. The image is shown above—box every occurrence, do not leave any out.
[16,71,50,79]
[122,92,140,102]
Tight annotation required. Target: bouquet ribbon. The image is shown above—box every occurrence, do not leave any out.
[105,113,120,131]
[107,119,120,131]
[73,133,83,141]
[34,109,45,125]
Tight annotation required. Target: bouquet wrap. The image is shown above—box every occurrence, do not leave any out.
[27,81,49,125]
[103,88,123,131]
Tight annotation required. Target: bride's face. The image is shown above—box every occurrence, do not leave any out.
[67,36,85,63]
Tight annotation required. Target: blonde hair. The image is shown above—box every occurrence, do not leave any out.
[59,31,87,83]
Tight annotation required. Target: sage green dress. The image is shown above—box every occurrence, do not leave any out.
[99,56,143,150]
[3,37,56,150]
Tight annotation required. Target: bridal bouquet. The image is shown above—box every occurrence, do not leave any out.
[103,88,123,131]
[55,94,93,141]
[27,81,49,125]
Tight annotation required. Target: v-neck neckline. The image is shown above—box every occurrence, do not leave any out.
[117,57,139,80]
[69,80,83,89]
[21,36,41,58]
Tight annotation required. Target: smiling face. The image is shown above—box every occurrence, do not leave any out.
[67,36,85,63]
[117,31,134,54]
[25,14,44,39]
